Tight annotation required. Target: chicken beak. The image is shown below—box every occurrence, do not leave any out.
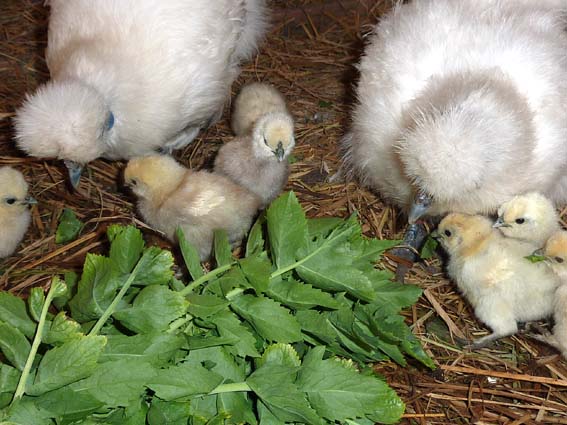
[274,142,285,162]
[21,196,37,206]
[493,218,512,228]
[65,160,84,188]
[408,191,432,224]
[430,230,440,239]
[532,248,544,256]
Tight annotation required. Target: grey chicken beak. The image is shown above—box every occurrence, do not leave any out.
[21,196,37,206]
[65,160,84,188]
[274,142,285,162]
[532,248,544,256]
[493,217,512,228]
[408,191,433,224]
[430,229,440,239]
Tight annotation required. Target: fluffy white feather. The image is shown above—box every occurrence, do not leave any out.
[343,0,567,219]
[14,0,268,172]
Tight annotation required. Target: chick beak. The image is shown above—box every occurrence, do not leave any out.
[493,217,512,228]
[65,160,84,188]
[21,196,37,206]
[408,191,432,224]
[430,230,440,239]
[532,248,544,256]
[274,142,285,162]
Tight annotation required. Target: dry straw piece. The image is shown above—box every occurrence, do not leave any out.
[1,0,566,423]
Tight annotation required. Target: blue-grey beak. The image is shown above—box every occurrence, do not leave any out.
[408,191,432,224]
[21,196,37,206]
[493,217,512,228]
[64,160,84,188]
[532,248,544,256]
[274,142,285,162]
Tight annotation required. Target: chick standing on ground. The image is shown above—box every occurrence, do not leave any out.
[0,167,36,259]
[343,0,567,222]
[214,83,295,206]
[493,192,560,247]
[124,155,261,261]
[534,231,567,359]
[14,0,268,187]
[436,213,559,348]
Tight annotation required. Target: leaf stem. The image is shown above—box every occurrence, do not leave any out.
[208,382,251,394]
[11,277,65,404]
[179,262,235,296]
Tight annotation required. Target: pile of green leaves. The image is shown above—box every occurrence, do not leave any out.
[0,192,433,424]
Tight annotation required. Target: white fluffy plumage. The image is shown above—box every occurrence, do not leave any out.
[436,213,560,348]
[14,0,268,180]
[214,83,294,206]
[494,192,560,247]
[124,155,262,261]
[343,0,567,220]
[0,167,35,259]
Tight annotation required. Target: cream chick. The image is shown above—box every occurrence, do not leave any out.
[0,167,36,259]
[215,111,294,207]
[494,192,560,247]
[231,83,290,136]
[534,231,567,359]
[124,155,261,261]
[436,213,559,348]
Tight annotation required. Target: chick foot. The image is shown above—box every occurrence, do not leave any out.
[389,221,430,283]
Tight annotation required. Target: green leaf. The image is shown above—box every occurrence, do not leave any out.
[296,310,337,345]
[318,100,332,108]
[35,386,104,421]
[214,229,233,267]
[0,292,36,338]
[230,294,302,343]
[147,399,191,425]
[147,361,223,401]
[177,227,204,280]
[187,294,229,319]
[107,225,145,274]
[209,311,260,358]
[55,208,83,244]
[246,215,265,257]
[101,333,185,365]
[525,254,547,263]
[267,277,340,310]
[238,253,271,294]
[53,271,78,310]
[257,343,301,369]
[0,322,31,371]
[3,399,54,425]
[0,364,20,403]
[297,347,405,424]
[133,246,174,286]
[27,287,45,323]
[420,235,439,260]
[28,335,107,395]
[43,311,82,345]
[370,281,423,313]
[113,285,188,333]
[307,217,343,238]
[68,254,120,323]
[266,192,309,269]
[247,363,322,425]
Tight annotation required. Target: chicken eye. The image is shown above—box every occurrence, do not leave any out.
[515,218,525,224]
[555,256,564,263]
[263,136,269,146]
[5,198,16,205]
[444,229,452,237]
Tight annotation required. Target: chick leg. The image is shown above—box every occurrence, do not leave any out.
[389,221,430,283]
[469,307,518,349]
[160,126,201,155]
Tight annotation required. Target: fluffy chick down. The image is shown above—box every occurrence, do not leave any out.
[124,155,262,261]
[0,167,35,259]
[494,192,560,248]
[436,213,560,348]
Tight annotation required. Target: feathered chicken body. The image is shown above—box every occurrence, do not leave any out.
[344,0,567,220]
[15,0,268,185]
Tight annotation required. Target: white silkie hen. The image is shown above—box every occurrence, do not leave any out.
[435,213,560,348]
[493,192,560,247]
[0,167,36,259]
[343,0,567,223]
[14,0,268,187]
[214,83,294,206]
[124,155,262,261]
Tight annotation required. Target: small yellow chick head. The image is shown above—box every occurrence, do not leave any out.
[253,112,295,162]
[435,213,493,256]
[494,192,557,241]
[543,231,567,273]
[124,155,185,199]
[0,167,36,217]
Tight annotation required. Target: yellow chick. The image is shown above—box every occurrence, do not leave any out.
[534,231,567,358]
[0,167,36,259]
[231,82,290,137]
[494,192,560,248]
[436,213,559,348]
[124,155,261,261]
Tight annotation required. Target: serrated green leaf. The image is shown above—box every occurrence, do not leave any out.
[107,225,145,274]
[53,271,78,310]
[266,192,309,269]
[295,310,337,345]
[209,311,260,358]
[147,362,223,401]
[133,246,174,286]
[147,399,191,425]
[187,294,229,319]
[0,292,36,338]
[0,322,31,371]
[238,253,271,294]
[28,287,45,323]
[297,347,404,424]
[177,227,204,280]
[230,295,302,343]
[370,282,423,314]
[257,401,285,425]
[113,285,188,333]
[257,343,301,369]
[214,229,233,267]
[43,312,82,345]
[267,277,340,310]
[100,333,185,365]
[35,386,104,421]
[246,215,265,257]
[55,208,83,244]
[420,235,439,260]
[28,335,106,395]
[307,217,343,238]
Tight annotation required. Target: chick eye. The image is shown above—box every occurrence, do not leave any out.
[515,218,525,224]
[555,256,564,263]
[5,198,16,205]
[263,136,269,146]
[129,179,138,186]
[444,229,452,237]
